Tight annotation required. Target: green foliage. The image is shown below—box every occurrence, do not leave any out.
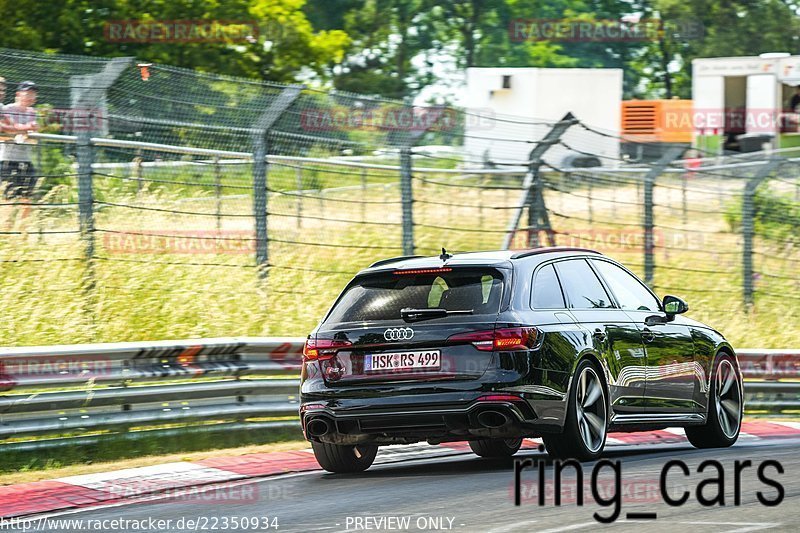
[725,186,800,245]
[632,0,800,98]
[0,0,350,84]
[1,171,798,350]
[1,0,799,99]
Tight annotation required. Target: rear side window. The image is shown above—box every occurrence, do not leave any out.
[591,259,660,312]
[325,268,504,323]
[531,264,565,308]
[554,259,612,309]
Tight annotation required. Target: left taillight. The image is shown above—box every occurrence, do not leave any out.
[303,338,352,361]
[447,327,539,352]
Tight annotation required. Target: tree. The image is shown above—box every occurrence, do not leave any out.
[329,0,438,98]
[0,0,350,84]
[632,0,800,98]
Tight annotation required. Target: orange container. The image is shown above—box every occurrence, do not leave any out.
[621,100,693,144]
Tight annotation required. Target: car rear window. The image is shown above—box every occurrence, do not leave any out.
[324,268,505,324]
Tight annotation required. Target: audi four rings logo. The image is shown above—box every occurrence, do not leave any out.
[384,327,414,341]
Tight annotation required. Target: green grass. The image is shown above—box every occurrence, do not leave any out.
[3,146,795,478]
[0,424,303,477]
[0,169,798,348]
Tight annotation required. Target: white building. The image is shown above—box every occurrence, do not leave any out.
[463,67,622,168]
[692,54,800,149]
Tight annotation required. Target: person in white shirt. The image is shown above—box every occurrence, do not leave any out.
[1,80,39,200]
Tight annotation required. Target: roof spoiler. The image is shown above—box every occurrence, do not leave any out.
[368,255,424,268]
[510,247,600,259]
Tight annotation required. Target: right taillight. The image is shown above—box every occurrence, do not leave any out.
[303,338,352,361]
[447,327,539,351]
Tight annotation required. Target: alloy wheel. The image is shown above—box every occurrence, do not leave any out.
[575,366,607,453]
[715,359,741,439]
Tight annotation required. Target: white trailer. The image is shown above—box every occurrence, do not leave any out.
[692,54,800,151]
[463,67,622,168]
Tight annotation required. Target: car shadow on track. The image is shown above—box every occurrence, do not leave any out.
[317,444,699,480]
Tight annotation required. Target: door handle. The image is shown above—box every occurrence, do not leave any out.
[593,328,606,342]
[641,327,655,343]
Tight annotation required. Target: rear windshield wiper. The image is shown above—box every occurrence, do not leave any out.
[400,307,474,323]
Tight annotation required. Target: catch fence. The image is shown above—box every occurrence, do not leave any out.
[0,48,798,347]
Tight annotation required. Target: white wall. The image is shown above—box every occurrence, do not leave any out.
[464,68,622,167]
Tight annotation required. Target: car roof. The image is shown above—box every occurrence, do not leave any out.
[360,247,602,274]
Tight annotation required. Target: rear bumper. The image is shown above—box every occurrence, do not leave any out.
[300,393,565,445]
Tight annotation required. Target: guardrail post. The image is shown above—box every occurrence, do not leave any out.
[642,146,684,287]
[502,113,576,250]
[743,158,783,307]
[250,86,303,277]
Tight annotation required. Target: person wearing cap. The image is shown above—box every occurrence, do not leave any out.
[0,80,39,201]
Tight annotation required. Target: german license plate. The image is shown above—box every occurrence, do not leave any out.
[365,350,441,372]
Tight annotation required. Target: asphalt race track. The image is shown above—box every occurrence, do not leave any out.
[9,436,799,533]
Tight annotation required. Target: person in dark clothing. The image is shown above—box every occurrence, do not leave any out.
[790,86,800,113]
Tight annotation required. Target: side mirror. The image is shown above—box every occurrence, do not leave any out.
[662,295,689,316]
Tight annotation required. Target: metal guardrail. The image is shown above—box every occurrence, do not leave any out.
[0,340,797,448]
[0,338,304,444]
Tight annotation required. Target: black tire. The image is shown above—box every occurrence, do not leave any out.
[469,438,523,457]
[310,441,378,473]
[543,359,608,461]
[686,353,742,449]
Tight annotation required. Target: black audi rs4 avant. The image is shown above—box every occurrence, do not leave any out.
[300,248,743,472]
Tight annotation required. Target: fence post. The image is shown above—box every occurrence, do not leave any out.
[70,57,133,260]
[296,163,303,230]
[743,158,783,307]
[642,146,684,287]
[400,146,414,255]
[214,156,222,233]
[250,86,303,277]
[360,168,367,223]
[398,105,448,256]
[70,57,132,264]
[502,113,576,250]
[133,151,143,193]
[76,130,94,260]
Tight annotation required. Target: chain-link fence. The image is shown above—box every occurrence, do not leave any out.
[0,47,798,347]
